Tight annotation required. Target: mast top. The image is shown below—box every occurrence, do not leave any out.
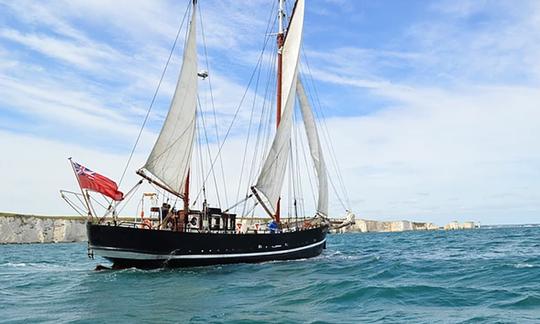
[278,0,285,35]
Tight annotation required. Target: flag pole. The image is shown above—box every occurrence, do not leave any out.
[69,158,94,221]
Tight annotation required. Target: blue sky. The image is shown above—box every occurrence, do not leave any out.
[0,0,539,225]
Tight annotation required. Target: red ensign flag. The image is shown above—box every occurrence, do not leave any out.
[72,161,124,201]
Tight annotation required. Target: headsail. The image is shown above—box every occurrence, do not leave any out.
[142,4,198,194]
[253,0,305,214]
[297,78,328,217]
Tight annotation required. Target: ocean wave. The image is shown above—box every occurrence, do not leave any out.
[498,295,540,309]
[1,262,27,267]
[514,263,536,268]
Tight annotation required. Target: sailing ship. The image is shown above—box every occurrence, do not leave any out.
[63,0,347,269]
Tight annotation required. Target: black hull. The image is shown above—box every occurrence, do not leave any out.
[87,223,328,269]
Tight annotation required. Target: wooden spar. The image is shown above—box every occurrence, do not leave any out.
[183,0,196,214]
[251,186,276,221]
[136,169,185,199]
[275,0,285,224]
[183,169,190,212]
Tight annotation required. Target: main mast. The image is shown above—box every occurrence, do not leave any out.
[182,0,196,214]
[184,170,190,212]
[275,0,285,224]
[251,0,303,223]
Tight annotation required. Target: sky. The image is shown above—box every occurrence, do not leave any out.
[0,0,539,225]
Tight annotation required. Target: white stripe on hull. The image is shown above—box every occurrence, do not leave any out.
[91,238,326,260]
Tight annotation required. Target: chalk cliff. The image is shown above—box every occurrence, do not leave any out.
[0,214,87,244]
[444,221,478,230]
[331,216,440,233]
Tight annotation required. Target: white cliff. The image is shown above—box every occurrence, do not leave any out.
[331,216,481,233]
[332,217,440,233]
[444,221,479,230]
[0,213,87,244]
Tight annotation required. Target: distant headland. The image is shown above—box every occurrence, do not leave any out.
[329,216,479,233]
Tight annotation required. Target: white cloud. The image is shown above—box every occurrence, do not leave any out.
[295,0,540,224]
[0,0,274,148]
[312,81,540,224]
[0,130,145,216]
[0,29,121,71]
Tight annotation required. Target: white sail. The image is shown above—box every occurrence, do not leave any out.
[297,78,328,217]
[254,0,304,213]
[143,4,198,194]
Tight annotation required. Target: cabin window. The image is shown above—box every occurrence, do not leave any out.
[211,215,221,230]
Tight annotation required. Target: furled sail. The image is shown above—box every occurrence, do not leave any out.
[297,78,328,217]
[253,0,304,213]
[142,4,198,194]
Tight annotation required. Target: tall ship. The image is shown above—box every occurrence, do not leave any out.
[62,0,350,269]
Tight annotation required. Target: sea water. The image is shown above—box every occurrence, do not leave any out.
[0,227,539,323]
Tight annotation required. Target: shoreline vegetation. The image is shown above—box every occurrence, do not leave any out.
[0,212,482,244]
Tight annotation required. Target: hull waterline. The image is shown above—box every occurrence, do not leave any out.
[87,223,328,269]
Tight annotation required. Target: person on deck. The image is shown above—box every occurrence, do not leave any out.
[268,220,278,234]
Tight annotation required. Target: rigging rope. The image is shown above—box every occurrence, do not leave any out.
[192,116,206,206]
[239,48,277,218]
[300,48,352,211]
[193,1,278,208]
[117,2,192,189]
[242,41,277,216]
[192,112,207,206]
[60,191,86,216]
[296,109,317,208]
[293,106,310,217]
[197,95,222,207]
[198,1,229,206]
[116,184,142,216]
[234,16,275,210]
[234,61,263,210]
